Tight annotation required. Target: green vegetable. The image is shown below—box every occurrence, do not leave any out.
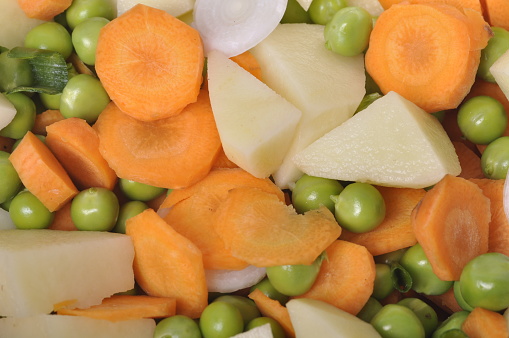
[0,151,22,204]
[431,311,469,338]
[356,92,383,114]
[39,92,61,110]
[373,263,394,300]
[72,17,110,66]
[397,298,438,338]
[0,51,33,92]
[250,278,290,305]
[112,200,148,234]
[24,22,73,59]
[308,0,347,25]
[374,248,408,265]
[153,314,202,338]
[481,136,509,179]
[118,178,166,202]
[281,0,313,23]
[357,297,383,322]
[9,190,54,229]
[291,174,343,214]
[70,187,119,231]
[452,281,474,312]
[0,93,36,140]
[390,262,413,293]
[65,0,116,30]
[246,317,286,338]
[213,295,261,327]
[199,301,244,338]
[477,27,509,83]
[371,304,425,338]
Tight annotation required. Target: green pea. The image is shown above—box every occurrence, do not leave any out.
[458,252,509,312]
[481,136,509,179]
[266,252,324,296]
[39,92,61,110]
[250,278,290,305]
[357,297,383,323]
[24,22,73,59]
[60,74,110,123]
[291,174,343,214]
[245,317,285,338]
[72,17,110,65]
[373,263,394,301]
[65,0,116,30]
[452,281,474,312]
[0,151,22,204]
[0,51,33,92]
[213,295,261,327]
[431,311,469,338]
[112,200,148,234]
[308,0,348,25]
[9,190,54,229]
[324,6,373,57]
[70,187,119,231]
[375,248,408,265]
[154,315,202,338]
[281,0,313,23]
[118,178,166,202]
[477,27,509,83]
[457,95,507,145]
[400,244,453,296]
[371,304,425,338]
[199,301,244,338]
[397,298,438,338]
[0,93,36,140]
[331,182,385,233]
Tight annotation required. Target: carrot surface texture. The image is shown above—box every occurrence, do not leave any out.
[378,0,483,12]
[461,307,509,338]
[94,89,221,190]
[125,208,208,319]
[16,0,72,20]
[95,4,204,121]
[32,109,65,136]
[9,131,78,212]
[365,2,492,113]
[412,174,491,281]
[248,289,296,337]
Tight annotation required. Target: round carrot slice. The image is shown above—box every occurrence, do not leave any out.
[95,4,204,121]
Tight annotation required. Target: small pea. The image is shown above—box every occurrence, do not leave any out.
[9,190,54,229]
[357,297,383,323]
[431,311,469,338]
[213,295,261,327]
[72,17,110,65]
[481,136,509,179]
[0,93,36,140]
[153,315,202,338]
[112,200,148,234]
[250,278,290,305]
[24,22,73,59]
[119,178,166,202]
[291,174,343,214]
[452,281,474,312]
[0,151,22,204]
[373,263,394,301]
[371,304,425,338]
[397,298,438,337]
[70,187,119,231]
[199,301,244,338]
[246,317,285,338]
[308,0,348,25]
[477,27,509,83]
[65,0,116,30]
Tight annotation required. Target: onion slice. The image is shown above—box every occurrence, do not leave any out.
[504,168,509,222]
[192,0,288,57]
[205,265,266,293]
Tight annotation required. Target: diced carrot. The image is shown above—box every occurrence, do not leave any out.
[412,174,490,281]
[32,110,65,136]
[211,147,239,169]
[462,307,509,338]
[230,51,263,81]
[469,178,509,256]
[46,118,117,190]
[296,240,376,315]
[94,89,222,190]
[16,0,72,21]
[145,192,166,210]
[159,168,285,270]
[95,4,204,121]
[125,208,208,319]
[0,136,15,152]
[9,131,78,212]
[453,141,484,179]
[47,201,78,231]
[425,287,463,314]
[484,0,509,31]
[213,187,341,267]
[57,295,176,322]
[378,0,483,12]
[248,288,295,338]
[365,2,491,113]
[340,186,426,256]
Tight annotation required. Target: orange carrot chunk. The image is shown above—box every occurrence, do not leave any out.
[378,0,483,12]
[461,307,509,338]
[484,0,509,31]
[340,186,426,256]
[296,240,376,316]
[365,2,491,113]
[95,4,204,121]
[412,174,490,281]
[16,0,72,21]
[47,201,78,231]
[453,141,484,179]
[94,89,222,190]
[56,295,176,322]
[125,208,208,319]
[213,187,341,267]
[230,51,263,81]
[46,118,117,190]
[32,110,65,136]
[425,287,463,314]
[9,131,78,212]
[248,289,295,338]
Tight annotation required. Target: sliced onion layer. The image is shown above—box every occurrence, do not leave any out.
[206,265,266,293]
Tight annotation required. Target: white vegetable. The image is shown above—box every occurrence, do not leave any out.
[231,323,274,338]
[192,0,287,57]
[0,208,16,230]
[490,48,509,102]
[0,0,46,50]
[0,93,17,131]
[205,265,266,293]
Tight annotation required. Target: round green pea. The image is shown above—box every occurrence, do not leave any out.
[281,0,313,23]
[308,0,348,25]
[112,200,148,234]
[250,278,289,305]
[153,315,202,338]
[431,311,469,338]
[324,6,373,57]
[72,17,110,65]
[477,27,509,83]
[291,174,343,214]
[24,22,73,59]
[70,187,119,231]
[370,304,425,338]
[9,190,54,229]
[199,301,244,338]
[246,317,285,338]
[373,263,394,301]
[331,182,385,233]
[357,297,383,323]
[213,295,260,327]
[0,151,22,204]
[65,0,116,30]
[0,51,33,92]
[481,136,509,179]
[452,281,474,312]
[119,178,166,202]
[0,93,36,140]
[397,298,438,338]
[39,92,62,110]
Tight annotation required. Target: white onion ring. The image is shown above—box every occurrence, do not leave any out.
[206,265,266,293]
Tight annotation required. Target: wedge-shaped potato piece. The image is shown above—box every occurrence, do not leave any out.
[491,49,509,101]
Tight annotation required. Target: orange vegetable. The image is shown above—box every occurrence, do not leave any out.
[125,208,208,319]
[248,288,295,338]
[365,2,491,113]
[46,118,117,190]
[469,178,509,256]
[159,168,285,270]
[68,53,95,76]
[47,201,78,231]
[296,240,376,315]
[462,307,509,338]
[211,147,239,169]
[453,141,484,179]
[425,287,463,314]
[230,51,263,81]
[57,295,176,322]
[95,4,204,121]
[94,89,222,190]
[213,187,341,267]
[484,0,509,31]
[412,174,490,281]
[378,0,483,12]
[340,186,426,256]
[32,110,65,136]
[9,131,78,212]
[16,0,72,21]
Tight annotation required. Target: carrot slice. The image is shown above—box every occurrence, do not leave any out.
[412,174,490,281]
[365,2,490,113]
[32,110,65,136]
[57,295,176,322]
[211,147,239,169]
[9,131,78,212]
[125,208,208,319]
[213,187,341,267]
[378,0,483,12]
[340,186,426,256]
[248,289,295,338]
[16,0,72,20]
[95,4,204,121]
[159,168,285,270]
[453,141,484,179]
[47,201,78,231]
[94,89,221,190]
[462,307,509,338]
[296,240,376,316]
[468,178,509,256]
[484,0,509,31]
[46,118,117,190]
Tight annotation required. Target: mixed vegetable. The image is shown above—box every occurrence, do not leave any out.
[1,0,509,337]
